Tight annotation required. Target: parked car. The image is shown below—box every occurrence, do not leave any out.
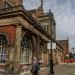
[64,59,75,63]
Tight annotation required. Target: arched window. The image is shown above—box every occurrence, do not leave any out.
[0,34,7,63]
[21,34,32,64]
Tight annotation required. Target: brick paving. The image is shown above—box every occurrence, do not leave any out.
[20,63,75,75]
[1,64,74,75]
[20,67,48,75]
[54,63,75,75]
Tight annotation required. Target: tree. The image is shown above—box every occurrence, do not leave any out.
[69,52,73,59]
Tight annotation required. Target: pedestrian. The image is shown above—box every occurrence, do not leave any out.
[31,57,40,75]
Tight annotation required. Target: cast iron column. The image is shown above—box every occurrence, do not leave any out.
[48,10,54,75]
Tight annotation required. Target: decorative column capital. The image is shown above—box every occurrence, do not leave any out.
[15,23,22,27]
[16,25,22,28]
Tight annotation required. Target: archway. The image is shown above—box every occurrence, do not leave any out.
[21,34,32,64]
[0,34,8,63]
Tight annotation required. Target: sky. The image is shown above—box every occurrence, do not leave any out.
[23,0,75,53]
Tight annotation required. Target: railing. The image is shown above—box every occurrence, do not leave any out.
[0,5,24,14]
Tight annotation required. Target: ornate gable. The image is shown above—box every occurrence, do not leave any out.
[36,6,44,17]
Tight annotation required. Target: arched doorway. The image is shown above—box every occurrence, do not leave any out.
[0,34,7,63]
[21,34,32,64]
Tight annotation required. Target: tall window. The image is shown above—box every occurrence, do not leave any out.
[0,34,7,63]
[41,21,48,32]
[21,34,32,64]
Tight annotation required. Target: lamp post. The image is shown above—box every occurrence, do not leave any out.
[47,10,54,75]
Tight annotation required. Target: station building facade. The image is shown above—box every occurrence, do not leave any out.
[0,0,64,74]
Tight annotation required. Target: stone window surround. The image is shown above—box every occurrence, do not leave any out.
[0,34,8,64]
[21,34,32,64]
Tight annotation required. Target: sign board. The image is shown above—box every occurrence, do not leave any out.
[47,42,56,49]
[66,54,69,57]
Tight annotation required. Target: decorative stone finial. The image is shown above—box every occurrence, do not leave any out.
[41,0,43,8]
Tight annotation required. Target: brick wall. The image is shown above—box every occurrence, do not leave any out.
[0,25,16,46]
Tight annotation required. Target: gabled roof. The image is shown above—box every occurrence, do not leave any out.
[27,9,37,15]
[56,42,64,51]
[57,40,68,48]
[27,6,44,16]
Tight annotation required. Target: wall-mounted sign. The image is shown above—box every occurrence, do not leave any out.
[47,42,56,49]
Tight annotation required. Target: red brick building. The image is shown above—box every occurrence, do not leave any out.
[57,38,69,58]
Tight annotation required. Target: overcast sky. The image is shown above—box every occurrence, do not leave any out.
[23,0,75,53]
